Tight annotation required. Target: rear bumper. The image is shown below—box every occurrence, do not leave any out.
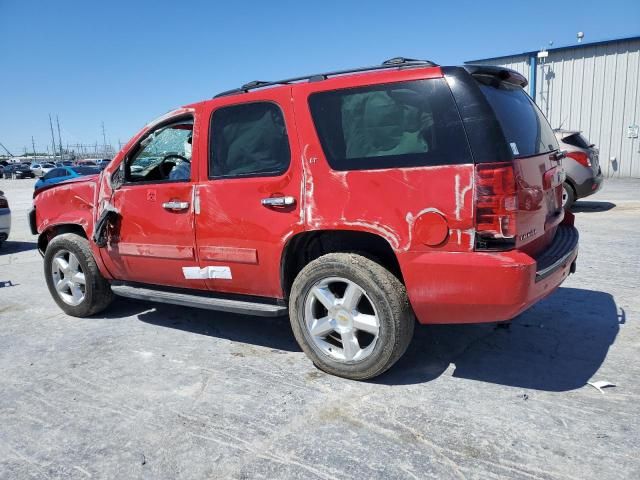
[574,170,603,198]
[400,225,579,324]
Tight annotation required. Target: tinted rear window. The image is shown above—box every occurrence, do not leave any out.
[477,79,557,158]
[308,79,472,170]
[209,102,290,178]
[561,132,591,149]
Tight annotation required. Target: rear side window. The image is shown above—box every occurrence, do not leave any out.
[209,102,290,178]
[73,166,100,175]
[308,79,472,171]
[477,79,557,158]
[46,168,66,179]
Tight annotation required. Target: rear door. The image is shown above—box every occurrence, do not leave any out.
[193,89,303,298]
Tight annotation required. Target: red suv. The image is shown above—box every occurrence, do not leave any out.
[30,58,578,380]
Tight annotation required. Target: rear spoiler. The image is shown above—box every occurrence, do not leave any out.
[463,65,528,88]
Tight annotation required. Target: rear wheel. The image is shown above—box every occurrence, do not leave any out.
[562,182,576,209]
[289,253,414,380]
[44,233,114,317]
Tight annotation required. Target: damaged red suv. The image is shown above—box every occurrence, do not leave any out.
[30,58,578,380]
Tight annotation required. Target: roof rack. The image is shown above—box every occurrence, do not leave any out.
[214,57,438,98]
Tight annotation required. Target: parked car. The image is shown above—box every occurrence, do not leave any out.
[96,158,111,171]
[3,163,35,179]
[554,129,603,208]
[0,190,10,246]
[34,166,101,190]
[31,162,56,177]
[30,60,578,380]
[55,161,74,167]
[75,159,98,166]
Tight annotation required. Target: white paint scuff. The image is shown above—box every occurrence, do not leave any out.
[454,173,473,221]
[183,266,232,280]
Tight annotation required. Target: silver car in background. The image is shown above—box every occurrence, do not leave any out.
[30,162,56,177]
[555,129,604,208]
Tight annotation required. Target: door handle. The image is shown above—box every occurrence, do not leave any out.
[162,201,190,211]
[261,196,296,207]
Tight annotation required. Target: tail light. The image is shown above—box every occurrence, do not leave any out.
[475,162,517,250]
[566,151,591,167]
[0,197,8,209]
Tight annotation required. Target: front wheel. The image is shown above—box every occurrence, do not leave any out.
[44,233,114,317]
[289,253,415,380]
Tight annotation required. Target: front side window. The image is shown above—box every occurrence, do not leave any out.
[308,78,472,170]
[209,102,290,178]
[126,119,193,183]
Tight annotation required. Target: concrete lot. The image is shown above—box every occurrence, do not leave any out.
[1,177,639,480]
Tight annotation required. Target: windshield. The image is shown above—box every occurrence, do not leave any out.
[477,78,557,158]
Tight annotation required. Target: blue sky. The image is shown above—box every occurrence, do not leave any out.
[1,0,638,155]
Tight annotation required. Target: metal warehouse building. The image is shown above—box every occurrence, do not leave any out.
[466,36,640,178]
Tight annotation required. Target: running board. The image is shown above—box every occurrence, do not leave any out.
[110,284,287,317]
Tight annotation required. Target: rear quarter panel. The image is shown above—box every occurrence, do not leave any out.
[292,67,476,254]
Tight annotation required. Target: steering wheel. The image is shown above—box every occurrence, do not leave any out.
[158,154,190,179]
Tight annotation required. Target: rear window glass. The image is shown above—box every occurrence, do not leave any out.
[308,79,472,170]
[477,79,557,158]
[561,132,591,149]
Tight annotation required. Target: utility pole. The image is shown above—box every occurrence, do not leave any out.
[101,122,107,155]
[56,115,63,160]
[32,136,37,162]
[49,114,57,161]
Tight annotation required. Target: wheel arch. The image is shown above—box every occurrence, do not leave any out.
[38,223,88,256]
[280,229,403,299]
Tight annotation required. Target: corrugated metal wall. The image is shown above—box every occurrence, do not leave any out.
[469,38,640,178]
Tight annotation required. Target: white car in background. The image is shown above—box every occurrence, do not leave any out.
[30,162,56,177]
[0,190,10,246]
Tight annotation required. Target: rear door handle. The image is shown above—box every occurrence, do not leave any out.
[162,201,190,211]
[261,196,296,207]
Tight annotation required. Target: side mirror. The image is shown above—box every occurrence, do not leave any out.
[111,162,125,190]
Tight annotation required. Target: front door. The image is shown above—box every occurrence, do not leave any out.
[105,115,202,289]
[193,89,303,298]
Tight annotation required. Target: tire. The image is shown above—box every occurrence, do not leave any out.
[44,233,114,317]
[289,253,415,380]
[562,182,576,209]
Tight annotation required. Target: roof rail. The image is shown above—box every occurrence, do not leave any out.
[214,57,438,98]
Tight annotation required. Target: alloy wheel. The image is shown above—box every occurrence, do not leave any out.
[51,249,86,306]
[562,185,569,207]
[303,277,380,363]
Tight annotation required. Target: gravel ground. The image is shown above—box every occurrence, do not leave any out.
[1,177,639,479]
